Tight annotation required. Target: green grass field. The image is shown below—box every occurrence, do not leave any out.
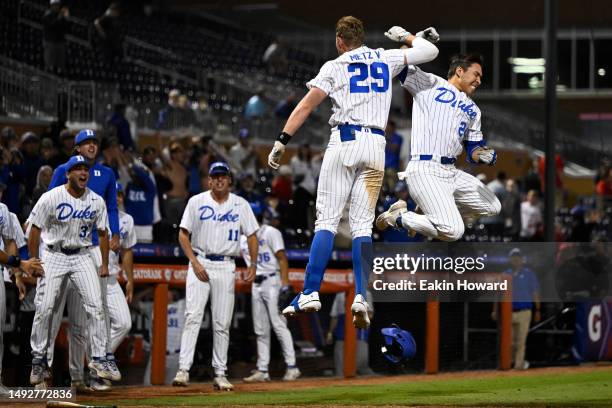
[94,368,612,407]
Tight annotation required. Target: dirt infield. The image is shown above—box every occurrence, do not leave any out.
[4,364,610,408]
[86,363,611,401]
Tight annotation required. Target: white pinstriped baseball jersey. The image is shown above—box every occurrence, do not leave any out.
[29,186,109,248]
[0,203,14,243]
[308,46,407,130]
[109,211,137,276]
[180,191,258,256]
[240,224,284,275]
[8,213,25,248]
[400,66,484,158]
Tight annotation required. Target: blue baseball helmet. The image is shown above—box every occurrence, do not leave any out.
[75,129,97,145]
[116,182,124,193]
[65,155,90,172]
[380,324,416,363]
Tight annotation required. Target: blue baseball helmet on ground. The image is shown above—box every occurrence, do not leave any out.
[380,324,416,363]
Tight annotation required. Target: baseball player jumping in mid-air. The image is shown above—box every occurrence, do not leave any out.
[173,162,259,391]
[46,129,122,390]
[28,155,114,386]
[267,16,440,328]
[240,220,300,383]
[376,52,501,240]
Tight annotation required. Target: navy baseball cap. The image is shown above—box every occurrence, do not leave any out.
[209,161,230,176]
[66,155,91,172]
[74,129,97,145]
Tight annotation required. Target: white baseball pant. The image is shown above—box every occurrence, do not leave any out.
[315,129,385,238]
[178,256,235,376]
[251,274,296,372]
[48,277,131,381]
[31,250,107,361]
[399,160,501,241]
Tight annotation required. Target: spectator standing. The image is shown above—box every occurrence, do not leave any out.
[520,190,542,241]
[244,91,267,120]
[162,142,189,226]
[42,0,69,74]
[274,93,297,120]
[503,179,522,240]
[48,129,74,168]
[107,103,135,151]
[491,248,541,370]
[94,2,123,63]
[235,173,266,217]
[482,171,507,237]
[194,97,216,134]
[156,90,180,130]
[19,132,44,197]
[123,162,158,243]
[272,165,292,202]
[383,120,403,189]
[228,128,259,177]
[177,95,196,127]
[1,127,18,150]
[289,143,316,230]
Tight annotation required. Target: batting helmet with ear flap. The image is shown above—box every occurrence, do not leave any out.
[380,324,416,363]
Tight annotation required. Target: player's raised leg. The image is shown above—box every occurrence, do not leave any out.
[454,170,502,218]
[379,162,465,241]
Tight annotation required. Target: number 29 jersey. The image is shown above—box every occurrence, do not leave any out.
[307,45,406,131]
[180,191,259,257]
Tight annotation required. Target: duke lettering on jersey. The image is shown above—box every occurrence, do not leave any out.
[56,203,97,221]
[400,65,483,158]
[181,191,258,257]
[198,206,240,222]
[434,87,477,119]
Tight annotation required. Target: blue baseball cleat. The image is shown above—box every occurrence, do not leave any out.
[282,291,321,316]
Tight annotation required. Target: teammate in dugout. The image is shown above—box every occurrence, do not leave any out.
[45,129,123,389]
[172,162,259,391]
[239,219,300,383]
[376,51,501,240]
[27,155,114,386]
[267,16,440,327]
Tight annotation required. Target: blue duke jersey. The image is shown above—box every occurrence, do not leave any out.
[308,46,407,130]
[29,186,109,248]
[399,65,484,158]
[180,191,259,256]
[109,211,137,275]
[239,225,284,275]
[49,162,119,237]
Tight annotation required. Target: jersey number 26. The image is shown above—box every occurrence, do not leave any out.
[348,62,389,93]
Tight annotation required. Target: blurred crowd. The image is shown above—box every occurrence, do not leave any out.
[1,94,610,247]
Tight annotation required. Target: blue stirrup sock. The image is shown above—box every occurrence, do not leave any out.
[352,236,372,297]
[303,230,335,293]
